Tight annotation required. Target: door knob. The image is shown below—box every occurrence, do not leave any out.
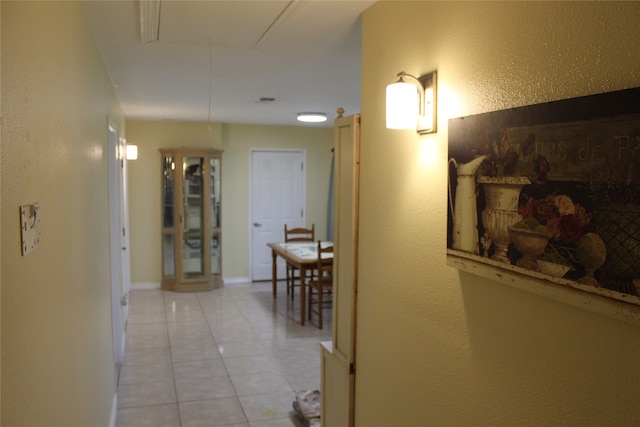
[253,222,262,227]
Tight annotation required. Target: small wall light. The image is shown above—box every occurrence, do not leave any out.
[386,70,437,134]
[125,144,138,160]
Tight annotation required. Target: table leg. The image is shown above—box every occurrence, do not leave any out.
[300,265,306,325]
[271,249,277,298]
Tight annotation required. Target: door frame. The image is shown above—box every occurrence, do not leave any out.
[249,148,306,281]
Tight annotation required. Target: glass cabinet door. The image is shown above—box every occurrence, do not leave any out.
[210,157,221,277]
[183,156,205,279]
[162,156,176,277]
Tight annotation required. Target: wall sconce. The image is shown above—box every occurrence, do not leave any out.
[125,144,138,160]
[386,70,437,134]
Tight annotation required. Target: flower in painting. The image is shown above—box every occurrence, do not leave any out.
[523,198,557,223]
[471,129,523,177]
[502,148,519,175]
[551,194,575,216]
[534,155,551,181]
[574,203,590,228]
[521,133,536,156]
[558,214,584,242]
[534,199,558,223]
[519,193,591,243]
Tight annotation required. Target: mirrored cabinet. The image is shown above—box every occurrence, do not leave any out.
[161,148,222,292]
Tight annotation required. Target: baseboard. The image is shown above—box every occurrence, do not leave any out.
[109,392,117,427]
[120,329,126,364]
[130,282,161,290]
[131,279,254,288]
[222,277,251,284]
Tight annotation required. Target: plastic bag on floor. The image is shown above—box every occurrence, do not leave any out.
[293,389,321,426]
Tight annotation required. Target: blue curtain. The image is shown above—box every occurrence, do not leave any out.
[326,149,335,241]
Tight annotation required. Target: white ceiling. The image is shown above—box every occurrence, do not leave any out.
[82,0,374,128]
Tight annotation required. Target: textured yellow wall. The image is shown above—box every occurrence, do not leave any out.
[1,3,3,422]
[127,120,333,282]
[1,2,123,425]
[358,1,640,425]
[221,123,334,279]
[126,120,222,284]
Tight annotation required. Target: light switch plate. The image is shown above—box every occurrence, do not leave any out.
[20,203,41,256]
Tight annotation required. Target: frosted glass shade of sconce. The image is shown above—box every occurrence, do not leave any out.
[386,81,419,129]
[126,144,138,160]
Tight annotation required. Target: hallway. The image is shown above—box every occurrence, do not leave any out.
[115,281,331,426]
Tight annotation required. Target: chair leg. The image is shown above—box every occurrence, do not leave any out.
[286,264,302,301]
[318,288,323,329]
[291,269,296,301]
[286,265,291,295]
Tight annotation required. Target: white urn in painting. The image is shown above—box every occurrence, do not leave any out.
[508,226,551,270]
[576,232,607,288]
[477,176,531,263]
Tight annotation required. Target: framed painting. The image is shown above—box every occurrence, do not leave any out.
[447,87,640,316]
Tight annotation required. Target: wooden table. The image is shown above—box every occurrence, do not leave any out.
[267,241,333,325]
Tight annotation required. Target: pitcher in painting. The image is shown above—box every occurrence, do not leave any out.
[448,155,486,254]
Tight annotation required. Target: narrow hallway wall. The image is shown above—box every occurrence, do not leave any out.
[356,2,640,425]
[1,2,124,425]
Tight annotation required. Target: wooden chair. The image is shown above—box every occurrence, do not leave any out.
[284,224,315,299]
[308,241,333,329]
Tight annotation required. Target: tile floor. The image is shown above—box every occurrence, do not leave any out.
[116,281,331,427]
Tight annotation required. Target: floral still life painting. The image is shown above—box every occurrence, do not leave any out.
[447,87,640,310]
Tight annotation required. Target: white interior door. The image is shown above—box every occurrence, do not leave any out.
[108,120,132,366]
[250,149,305,281]
[107,120,124,366]
[119,135,131,325]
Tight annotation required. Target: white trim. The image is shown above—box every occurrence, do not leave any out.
[222,277,252,285]
[109,393,118,427]
[122,282,130,326]
[130,282,161,290]
[132,279,257,288]
[120,330,127,365]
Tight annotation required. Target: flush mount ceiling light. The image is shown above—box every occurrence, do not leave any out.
[297,113,328,123]
[386,70,437,134]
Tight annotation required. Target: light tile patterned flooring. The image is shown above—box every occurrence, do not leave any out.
[116,281,331,427]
